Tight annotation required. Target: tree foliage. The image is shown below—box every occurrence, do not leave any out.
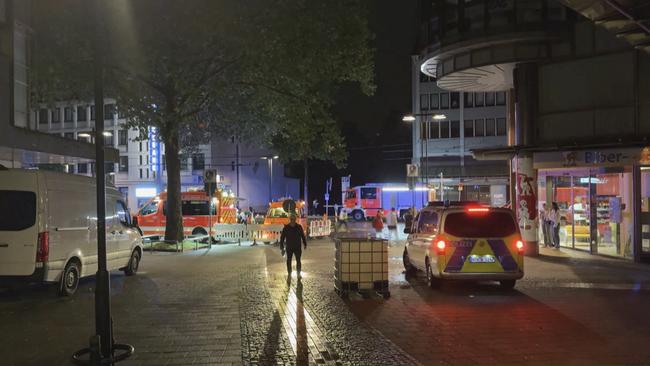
[32,0,375,240]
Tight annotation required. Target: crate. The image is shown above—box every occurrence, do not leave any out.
[334,237,390,298]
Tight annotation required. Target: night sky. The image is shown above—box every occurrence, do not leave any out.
[306,1,419,206]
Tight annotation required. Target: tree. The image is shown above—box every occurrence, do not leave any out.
[32,0,374,241]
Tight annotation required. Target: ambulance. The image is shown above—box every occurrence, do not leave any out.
[134,189,237,238]
[404,202,524,289]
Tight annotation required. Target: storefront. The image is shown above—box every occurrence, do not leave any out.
[534,147,650,262]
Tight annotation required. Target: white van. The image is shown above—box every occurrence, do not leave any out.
[0,168,143,296]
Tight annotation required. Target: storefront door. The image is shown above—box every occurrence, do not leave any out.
[641,167,650,258]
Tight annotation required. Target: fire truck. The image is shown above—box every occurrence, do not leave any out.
[264,199,308,233]
[134,189,237,238]
[343,184,429,221]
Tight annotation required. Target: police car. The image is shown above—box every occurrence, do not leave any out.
[403,202,524,289]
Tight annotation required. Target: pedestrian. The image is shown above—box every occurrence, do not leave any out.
[540,203,551,247]
[386,207,398,243]
[312,199,319,215]
[280,213,308,279]
[549,202,561,249]
[372,210,384,237]
[337,208,348,232]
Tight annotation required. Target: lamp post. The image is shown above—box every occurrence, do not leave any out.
[402,113,446,203]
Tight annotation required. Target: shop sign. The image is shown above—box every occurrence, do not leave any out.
[533,147,650,169]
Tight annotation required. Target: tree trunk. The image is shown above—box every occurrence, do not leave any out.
[303,159,308,214]
[163,131,184,242]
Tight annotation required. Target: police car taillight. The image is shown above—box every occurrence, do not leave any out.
[516,240,525,253]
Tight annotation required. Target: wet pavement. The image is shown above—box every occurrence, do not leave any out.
[2,222,650,365]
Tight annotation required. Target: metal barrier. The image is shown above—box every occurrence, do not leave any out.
[309,219,332,237]
[212,223,284,245]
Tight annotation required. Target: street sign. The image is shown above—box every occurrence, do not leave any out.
[282,199,297,214]
[324,193,330,201]
[407,164,419,177]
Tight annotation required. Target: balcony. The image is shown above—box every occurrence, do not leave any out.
[418,0,573,91]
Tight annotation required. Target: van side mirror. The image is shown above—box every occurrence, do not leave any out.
[132,216,139,228]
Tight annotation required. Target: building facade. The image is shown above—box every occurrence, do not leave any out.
[415,0,650,261]
[411,67,510,206]
[34,99,299,213]
[0,1,117,170]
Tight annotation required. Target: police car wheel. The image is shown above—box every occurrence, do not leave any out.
[499,280,516,289]
[426,262,441,289]
[403,250,415,274]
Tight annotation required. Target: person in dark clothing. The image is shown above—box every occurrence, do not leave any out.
[280,213,307,278]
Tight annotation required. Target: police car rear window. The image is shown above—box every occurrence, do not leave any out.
[444,212,517,238]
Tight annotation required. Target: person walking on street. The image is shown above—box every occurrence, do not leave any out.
[280,213,308,278]
[373,210,384,237]
[337,208,348,232]
[386,208,398,243]
[548,202,561,249]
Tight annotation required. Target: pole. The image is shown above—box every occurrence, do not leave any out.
[235,140,240,208]
[208,192,213,247]
[268,159,272,203]
[93,0,112,358]
[440,172,444,202]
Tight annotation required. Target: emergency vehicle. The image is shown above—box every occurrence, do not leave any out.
[403,202,524,289]
[264,199,308,233]
[134,189,237,238]
[343,184,428,221]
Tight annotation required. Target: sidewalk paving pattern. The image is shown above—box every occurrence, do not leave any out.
[2,226,650,365]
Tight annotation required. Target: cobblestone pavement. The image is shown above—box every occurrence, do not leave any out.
[3,224,650,365]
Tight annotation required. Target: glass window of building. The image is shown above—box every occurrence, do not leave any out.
[139,142,142,152]
[463,93,473,108]
[450,93,460,109]
[464,120,474,137]
[90,106,95,121]
[496,92,506,105]
[104,134,114,146]
[430,121,440,139]
[474,92,484,106]
[139,169,143,179]
[64,107,73,122]
[450,120,460,138]
[77,106,87,121]
[180,155,189,171]
[139,155,143,165]
[104,104,116,120]
[474,119,485,136]
[485,92,496,106]
[440,93,449,109]
[105,163,115,174]
[118,130,128,146]
[162,155,166,171]
[430,93,439,109]
[38,109,48,124]
[51,108,60,123]
[440,120,450,138]
[119,156,128,172]
[497,117,507,136]
[192,153,205,170]
[146,169,150,179]
[486,118,496,136]
[78,163,88,174]
[420,94,429,110]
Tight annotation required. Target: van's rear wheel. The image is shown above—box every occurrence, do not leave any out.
[499,280,516,289]
[59,261,80,297]
[124,250,140,276]
[352,210,364,222]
